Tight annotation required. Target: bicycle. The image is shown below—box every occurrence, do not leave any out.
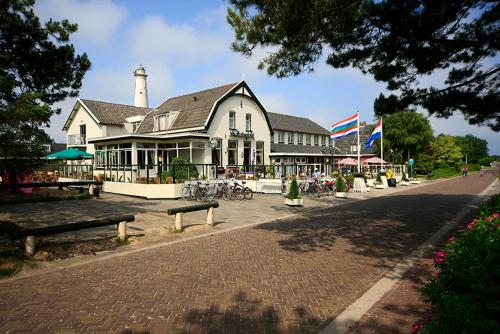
[233,180,253,200]
[222,180,244,200]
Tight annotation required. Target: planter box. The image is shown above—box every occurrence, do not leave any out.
[285,198,303,206]
[400,181,410,186]
[335,192,348,198]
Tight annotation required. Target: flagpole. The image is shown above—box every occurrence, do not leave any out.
[380,116,384,172]
[357,111,360,173]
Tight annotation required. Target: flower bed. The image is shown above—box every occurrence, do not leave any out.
[413,193,500,333]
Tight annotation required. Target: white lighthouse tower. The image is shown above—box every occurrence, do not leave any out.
[134,66,148,108]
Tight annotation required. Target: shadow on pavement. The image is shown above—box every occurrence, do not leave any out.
[255,194,478,270]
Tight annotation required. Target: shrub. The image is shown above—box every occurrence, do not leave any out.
[335,176,347,192]
[376,173,382,183]
[416,193,500,333]
[467,163,480,171]
[161,157,199,182]
[479,156,492,166]
[346,174,355,186]
[286,177,300,199]
[427,167,458,179]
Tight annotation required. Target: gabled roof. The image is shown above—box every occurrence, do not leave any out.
[267,112,330,135]
[80,99,151,125]
[63,99,152,130]
[136,83,238,133]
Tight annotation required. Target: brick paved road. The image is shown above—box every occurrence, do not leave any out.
[0,173,496,333]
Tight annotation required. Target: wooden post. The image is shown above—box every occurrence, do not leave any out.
[175,212,183,231]
[207,207,214,226]
[25,236,35,257]
[117,221,127,241]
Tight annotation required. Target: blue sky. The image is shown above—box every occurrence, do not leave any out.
[36,0,499,154]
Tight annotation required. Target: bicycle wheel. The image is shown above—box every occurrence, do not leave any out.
[222,187,231,201]
[195,188,206,202]
[205,185,216,202]
[235,188,245,200]
[181,185,191,200]
[244,187,253,200]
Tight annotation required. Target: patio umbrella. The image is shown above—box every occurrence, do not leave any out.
[337,157,358,165]
[46,148,93,160]
[363,157,387,164]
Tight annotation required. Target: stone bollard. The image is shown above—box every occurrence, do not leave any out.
[207,207,214,226]
[117,221,127,241]
[25,236,35,257]
[175,212,184,231]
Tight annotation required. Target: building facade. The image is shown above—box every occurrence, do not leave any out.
[63,67,375,180]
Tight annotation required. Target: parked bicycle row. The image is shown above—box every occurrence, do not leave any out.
[181,178,253,202]
[281,176,353,198]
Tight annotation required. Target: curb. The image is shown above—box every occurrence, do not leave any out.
[318,177,498,334]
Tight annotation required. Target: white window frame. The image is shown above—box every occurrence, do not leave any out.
[229,111,236,130]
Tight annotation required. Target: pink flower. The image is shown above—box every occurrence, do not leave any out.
[448,235,456,243]
[467,218,478,230]
[412,321,422,333]
[434,251,446,264]
[492,212,499,218]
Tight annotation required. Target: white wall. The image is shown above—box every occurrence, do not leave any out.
[65,104,103,155]
[207,95,272,166]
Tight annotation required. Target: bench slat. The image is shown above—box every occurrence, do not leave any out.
[167,202,219,215]
[10,214,135,239]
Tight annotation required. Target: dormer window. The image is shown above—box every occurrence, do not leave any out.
[154,113,169,131]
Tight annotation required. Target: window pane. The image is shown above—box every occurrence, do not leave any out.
[246,114,251,131]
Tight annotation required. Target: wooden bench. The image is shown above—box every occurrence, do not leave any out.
[0,181,103,197]
[167,202,219,231]
[6,214,135,256]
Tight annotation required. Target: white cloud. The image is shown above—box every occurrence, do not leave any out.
[35,0,127,47]
[128,16,228,66]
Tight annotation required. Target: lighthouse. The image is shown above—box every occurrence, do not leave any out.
[134,66,148,108]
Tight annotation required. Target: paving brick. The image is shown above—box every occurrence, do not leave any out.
[0,173,495,333]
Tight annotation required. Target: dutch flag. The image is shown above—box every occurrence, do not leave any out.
[364,118,382,149]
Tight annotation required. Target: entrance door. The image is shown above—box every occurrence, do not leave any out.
[244,141,251,166]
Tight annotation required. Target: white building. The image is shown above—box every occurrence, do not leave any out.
[63,66,375,183]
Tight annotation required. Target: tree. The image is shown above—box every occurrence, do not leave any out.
[376,110,433,163]
[454,134,489,163]
[0,0,91,172]
[431,135,463,167]
[227,1,500,130]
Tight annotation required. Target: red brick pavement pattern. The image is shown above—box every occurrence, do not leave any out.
[0,173,495,333]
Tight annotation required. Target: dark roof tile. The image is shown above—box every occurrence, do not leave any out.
[136,83,237,133]
[267,112,330,135]
[80,99,151,126]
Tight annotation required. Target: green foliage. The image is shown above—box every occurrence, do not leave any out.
[420,195,500,333]
[227,1,500,130]
[0,0,91,172]
[427,168,459,179]
[480,193,500,216]
[454,134,489,163]
[161,157,199,181]
[479,156,493,166]
[346,174,354,186]
[0,248,36,278]
[335,176,347,192]
[431,135,463,168]
[414,153,434,175]
[376,173,382,183]
[379,111,433,163]
[286,177,300,199]
[467,163,480,172]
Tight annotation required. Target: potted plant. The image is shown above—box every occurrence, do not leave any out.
[400,173,410,186]
[335,176,348,198]
[375,172,386,189]
[285,177,303,206]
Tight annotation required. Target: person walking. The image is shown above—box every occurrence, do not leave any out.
[462,166,469,177]
[480,166,484,177]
